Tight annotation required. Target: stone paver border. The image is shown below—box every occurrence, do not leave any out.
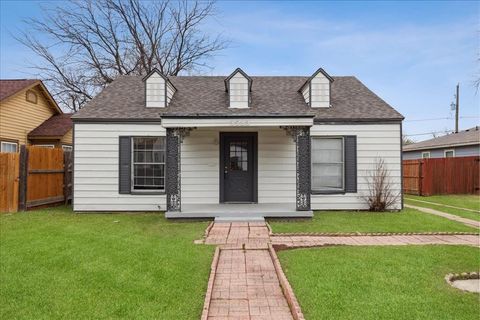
[445,271,480,293]
[201,246,220,320]
[268,244,305,320]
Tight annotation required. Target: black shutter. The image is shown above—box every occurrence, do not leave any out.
[119,136,131,194]
[344,136,357,193]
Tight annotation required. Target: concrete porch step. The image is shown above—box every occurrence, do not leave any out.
[214,216,265,223]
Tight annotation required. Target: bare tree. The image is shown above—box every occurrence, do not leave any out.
[362,158,400,211]
[402,135,415,145]
[16,0,228,111]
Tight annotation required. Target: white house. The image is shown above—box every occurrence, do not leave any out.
[72,68,404,218]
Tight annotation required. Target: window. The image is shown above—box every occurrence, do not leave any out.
[229,141,248,171]
[0,141,18,153]
[421,152,430,159]
[132,137,165,191]
[444,149,455,158]
[311,137,344,192]
[62,145,73,152]
[34,144,55,148]
[26,90,38,104]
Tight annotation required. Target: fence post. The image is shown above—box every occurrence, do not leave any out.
[63,151,72,204]
[418,160,423,196]
[18,145,29,211]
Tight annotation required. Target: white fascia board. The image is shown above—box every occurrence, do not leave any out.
[161,117,314,128]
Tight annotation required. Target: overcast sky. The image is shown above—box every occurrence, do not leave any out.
[1,1,478,141]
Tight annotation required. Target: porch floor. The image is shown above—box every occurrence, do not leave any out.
[165,203,313,219]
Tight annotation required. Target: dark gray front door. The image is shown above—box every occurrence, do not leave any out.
[220,133,256,203]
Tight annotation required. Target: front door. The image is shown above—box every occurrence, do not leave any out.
[220,133,256,203]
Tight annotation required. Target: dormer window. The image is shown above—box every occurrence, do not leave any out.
[143,68,176,108]
[299,68,334,108]
[224,68,252,109]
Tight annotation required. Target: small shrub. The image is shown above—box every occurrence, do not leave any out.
[363,158,400,211]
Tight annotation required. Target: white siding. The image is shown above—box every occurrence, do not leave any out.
[229,73,249,108]
[310,73,330,108]
[74,123,166,211]
[181,127,296,204]
[311,123,402,210]
[145,72,165,108]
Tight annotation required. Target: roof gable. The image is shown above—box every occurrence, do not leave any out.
[0,79,62,114]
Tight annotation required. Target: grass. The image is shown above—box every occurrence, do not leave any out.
[278,245,480,320]
[0,206,214,320]
[268,208,478,234]
[406,194,480,212]
[406,195,480,222]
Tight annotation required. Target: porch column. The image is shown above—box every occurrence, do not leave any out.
[282,126,311,211]
[166,127,193,212]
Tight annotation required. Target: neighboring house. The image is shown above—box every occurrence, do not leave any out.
[0,79,73,152]
[403,127,480,160]
[72,68,404,217]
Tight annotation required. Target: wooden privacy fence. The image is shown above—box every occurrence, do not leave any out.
[403,156,480,196]
[0,146,72,213]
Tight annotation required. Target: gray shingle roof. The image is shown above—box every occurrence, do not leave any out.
[72,75,404,121]
[403,127,480,151]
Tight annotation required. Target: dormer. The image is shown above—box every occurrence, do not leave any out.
[143,68,176,108]
[224,68,252,109]
[299,68,334,108]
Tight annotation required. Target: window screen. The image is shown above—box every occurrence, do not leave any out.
[312,137,344,191]
[132,137,165,190]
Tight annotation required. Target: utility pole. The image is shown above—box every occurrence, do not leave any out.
[455,83,459,133]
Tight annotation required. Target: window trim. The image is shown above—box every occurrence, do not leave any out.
[421,151,431,159]
[0,141,19,153]
[311,136,345,194]
[130,136,166,193]
[444,149,455,158]
[34,144,55,148]
[25,89,38,104]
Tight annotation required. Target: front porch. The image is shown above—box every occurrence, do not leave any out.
[162,115,315,218]
[165,203,313,219]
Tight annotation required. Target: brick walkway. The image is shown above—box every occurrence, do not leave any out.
[271,234,479,249]
[208,249,293,320]
[405,204,480,229]
[202,222,479,319]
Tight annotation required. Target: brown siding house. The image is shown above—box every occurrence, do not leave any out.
[0,79,73,152]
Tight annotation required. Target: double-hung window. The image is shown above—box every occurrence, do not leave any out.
[311,137,344,192]
[132,137,165,191]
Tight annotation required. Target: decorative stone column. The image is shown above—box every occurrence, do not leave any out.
[166,127,193,212]
[281,126,311,211]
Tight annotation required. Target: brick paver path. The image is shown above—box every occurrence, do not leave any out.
[208,249,293,320]
[202,221,479,319]
[406,204,480,228]
[271,234,479,249]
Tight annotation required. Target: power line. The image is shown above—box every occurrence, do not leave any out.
[404,115,480,122]
[404,130,454,137]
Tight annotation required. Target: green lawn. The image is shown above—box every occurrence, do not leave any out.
[406,195,480,221]
[278,246,480,320]
[0,206,214,320]
[406,194,480,211]
[269,208,478,234]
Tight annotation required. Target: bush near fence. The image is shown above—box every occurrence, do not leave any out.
[403,156,480,196]
[0,146,72,213]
